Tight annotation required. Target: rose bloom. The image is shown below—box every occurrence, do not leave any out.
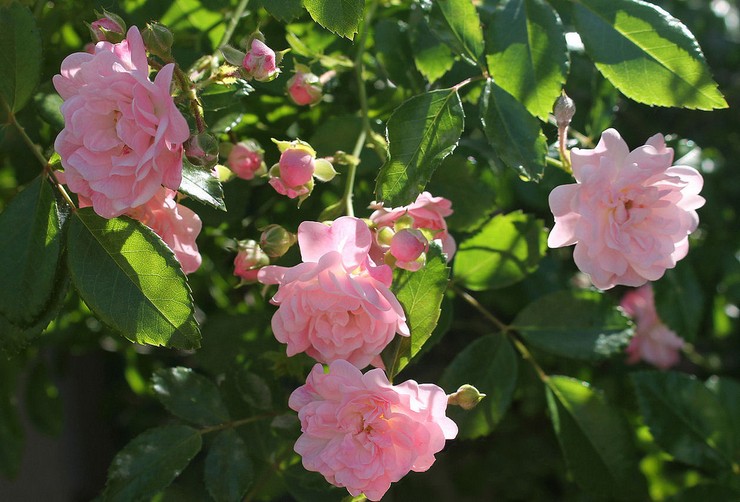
[370,192,456,261]
[258,217,409,368]
[548,129,704,289]
[227,140,265,180]
[289,360,458,501]
[53,26,189,219]
[621,284,684,369]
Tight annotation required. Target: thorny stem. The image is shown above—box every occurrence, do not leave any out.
[218,0,250,49]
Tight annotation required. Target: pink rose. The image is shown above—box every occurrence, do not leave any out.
[258,217,409,368]
[53,26,190,219]
[289,360,458,501]
[621,284,684,369]
[548,129,705,289]
[90,16,125,42]
[242,39,279,82]
[126,188,202,274]
[370,191,456,261]
[268,140,336,201]
[227,140,265,180]
[389,228,429,271]
[233,240,269,283]
[287,69,322,106]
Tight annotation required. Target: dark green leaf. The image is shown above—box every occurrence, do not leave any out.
[705,376,740,462]
[486,0,569,119]
[303,0,365,40]
[546,376,648,499]
[667,483,740,502]
[259,0,304,22]
[430,0,485,68]
[573,0,727,110]
[440,334,518,439]
[631,371,736,471]
[25,358,63,436]
[0,3,41,112]
[375,88,464,206]
[205,429,254,502]
[374,19,424,91]
[381,244,450,379]
[236,370,273,411]
[34,91,65,131]
[453,210,545,290]
[0,360,22,479]
[66,209,201,349]
[104,425,202,502]
[0,176,64,326]
[152,367,230,426]
[480,79,547,181]
[512,290,633,361]
[409,9,455,83]
[180,159,226,211]
[653,264,703,342]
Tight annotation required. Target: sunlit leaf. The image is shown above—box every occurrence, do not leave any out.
[304,0,365,39]
[180,159,226,211]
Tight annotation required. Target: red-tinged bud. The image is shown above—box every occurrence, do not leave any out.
[243,39,279,82]
[89,10,126,43]
[185,133,219,170]
[234,240,269,284]
[287,65,323,106]
[226,140,266,180]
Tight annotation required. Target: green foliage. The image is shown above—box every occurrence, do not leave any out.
[0,361,23,479]
[204,429,254,502]
[180,159,227,211]
[152,367,231,426]
[0,2,41,113]
[25,358,63,436]
[303,0,365,39]
[430,0,485,69]
[653,263,703,342]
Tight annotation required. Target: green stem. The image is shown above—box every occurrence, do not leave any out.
[218,0,250,49]
[198,413,275,435]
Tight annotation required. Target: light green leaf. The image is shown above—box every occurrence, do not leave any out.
[381,245,450,379]
[573,0,727,110]
[430,0,485,68]
[0,3,41,112]
[653,263,703,342]
[303,0,365,40]
[486,0,569,120]
[180,159,226,211]
[453,210,545,291]
[440,334,518,439]
[512,290,633,361]
[104,425,202,502]
[480,79,547,181]
[375,88,464,206]
[631,371,736,471]
[66,209,201,349]
[205,429,254,502]
[546,376,648,499]
[152,367,230,426]
[160,0,225,49]
[259,0,304,22]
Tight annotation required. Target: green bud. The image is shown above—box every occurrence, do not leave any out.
[447,384,486,410]
[260,225,297,258]
[142,22,174,58]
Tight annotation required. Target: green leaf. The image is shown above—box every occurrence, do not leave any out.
[0,176,64,326]
[381,244,450,379]
[34,91,65,131]
[573,0,727,110]
[653,264,703,342]
[667,483,740,502]
[303,0,365,40]
[236,370,273,411]
[66,209,201,349]
[180,159,226,211]
[453,210,545,291]
[631,371,736,471]
[705,376,740,462]
[25,358,63,436]
[486,0,569,120]
[258,0,304,22]
[205,429,254,502]
[374,19,424,91]
[512,290,633,361]
[430,0,485,68]
[0,360,22,479]
[409,10,455,83]
[152,367,230,426]
[480,79,547,181]
[0,3,41,112]
[375,88,464,206]
[546,376,648,500]
[440,334,518,439]
[104,425,202,502]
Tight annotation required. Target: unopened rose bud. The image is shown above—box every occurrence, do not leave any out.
[142,22,174,58]
[226,140,266,180]
[234,240,269,283]
[554,92,576,129]
[268,139,335,204]
[89,10,126,43]
[185,133,219,170]
[260,224,297,258]
[390,228,428,263]
[243,39,279,82]
[287,65,322,106]
[447,384,486,410]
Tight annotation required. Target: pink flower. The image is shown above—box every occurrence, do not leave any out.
[548,129,704,289]
[287,69,322,106]
[389,228,429,272]
[268,140,336,202]
[242,39,279,82]
[233,240,269,283]
[289,360,458,501]
[370,192,456,261]
[258,217,409,368]
[227,140,265,180]
[53,26,190,219]
[90,16,125,42]
[621,284,684,369]
[128,188,202,274]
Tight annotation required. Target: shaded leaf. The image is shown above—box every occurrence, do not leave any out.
[259,0,304,22]
[236,370,273,411]
[573,0,727,110]
[381,245,450,379]
[375,19,424,91]
[152,367,230,426]
[205,429,254,502]
[180,159,226,211]
[546,376,648,499]
[653,263,703,342]
[486,0,569,119]
[375,88,464,206]
[440,334,518,439]
[667,483,740,502]
[409,9,455,83]
[429,0,485,68]
[453,211,545,290]
[480,79,547,181]
[66,209,201,349]
[705,376,740,462]
[303,0,365,39]
[512,290,633,361]
[25,358,63,436]
[104,425,202,502]
[0,2,41,112]
[0,360,22,479]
